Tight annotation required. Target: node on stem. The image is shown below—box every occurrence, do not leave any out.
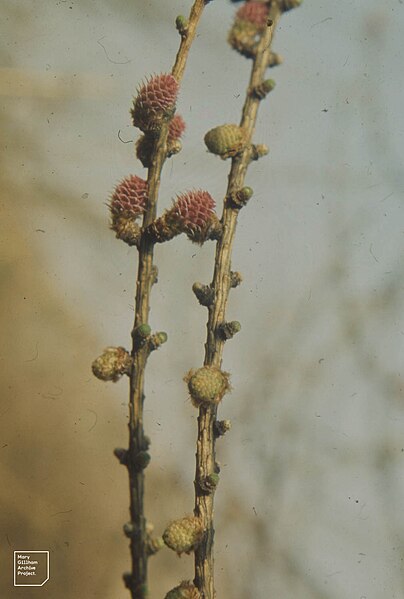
[92,347,132,382]
[204,124,248,159]
[163,516,204,555]
[185,366,230,407]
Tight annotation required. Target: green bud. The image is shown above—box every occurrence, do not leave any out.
[263,79,276,92]
[199,472,220,493]
[136,324,151,338]
[149,331,168,351]
[251,79,276,100]
[176,15,189,35]
[204,124,247,159]
[229,186,253,208]
[206,473,220,489]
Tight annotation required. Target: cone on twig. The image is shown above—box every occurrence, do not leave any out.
[109,175,148,245]
[92,347,132,382]
[136,114,186,168]
[236,1,269,29]
[146,190,221,244]
[204,124,248,159]
[185,366,230,407]
[228,1,270,58]
[163,516,204,555]
[131,73,179,132]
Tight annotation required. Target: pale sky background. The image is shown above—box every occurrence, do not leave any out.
[1,1,404,598]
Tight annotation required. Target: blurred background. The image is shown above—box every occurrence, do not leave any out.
[1,1,403,597]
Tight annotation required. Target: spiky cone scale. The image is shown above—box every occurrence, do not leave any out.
[168,114,186,144]
[185,366,230,407]
[109,175,148,218]
[163,516,204,555]
[109,175,148,244]
[170,190,217,243]
[204,124,248,159]
[92,347,132,382]
[165,581,201,599]
[236,1,269,29]
[131,73,179,132]
[146,190,218,244]
[165,114,186,160]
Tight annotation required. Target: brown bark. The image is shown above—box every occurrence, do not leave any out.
[194,6,282,598]
[126,2,209,598]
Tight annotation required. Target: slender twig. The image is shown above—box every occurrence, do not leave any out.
[193,5,282,598]
[126,2,208,598]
